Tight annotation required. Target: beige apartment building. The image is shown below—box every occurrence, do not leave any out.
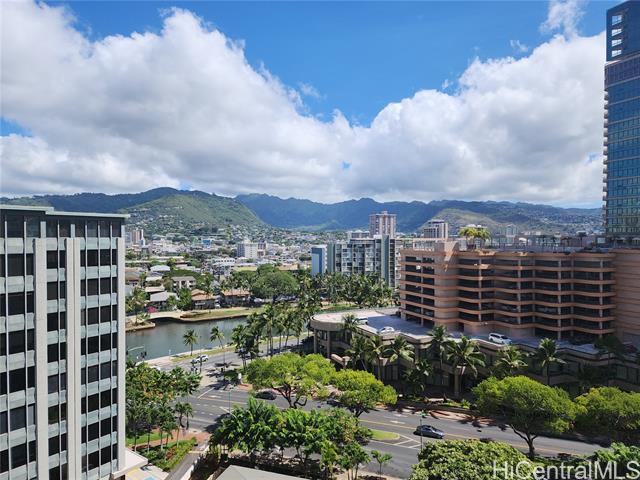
[399,241,640,346]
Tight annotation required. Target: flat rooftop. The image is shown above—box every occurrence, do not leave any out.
[314,308,607,355]
[0,204,129,219]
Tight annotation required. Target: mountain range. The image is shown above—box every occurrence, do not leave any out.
[2,188,601,234]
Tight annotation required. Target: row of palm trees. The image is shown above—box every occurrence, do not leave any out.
[342,317,568,398]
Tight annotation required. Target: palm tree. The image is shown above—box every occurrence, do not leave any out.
[595,335,625,386]
[493,345,527,378]
[404,359,433,398]
[174,402,193,443]
[458,226,491,249]
[533,338,566,385]
[446,336,485,398]
[341,313,360,341]
[384,337,414,370]
[183,329,198,357]
[346,335,370,371]
[427,325,452,384]
[365,336,386,381]
[210,325,226,367]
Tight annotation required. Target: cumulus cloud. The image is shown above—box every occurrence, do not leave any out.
[510,40,529,53]
[540,0,586,38]
[0,1,605,206]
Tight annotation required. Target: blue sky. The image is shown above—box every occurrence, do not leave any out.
[46,0,612,125]
[0,1,613,206]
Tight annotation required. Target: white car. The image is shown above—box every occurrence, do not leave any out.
[378,326,395,334]
[488,333,512,345]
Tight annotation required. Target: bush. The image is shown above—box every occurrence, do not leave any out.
[144,438,197,471]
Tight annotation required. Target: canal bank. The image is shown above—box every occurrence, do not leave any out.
[125,316,248,360]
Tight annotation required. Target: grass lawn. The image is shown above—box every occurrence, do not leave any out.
[126,431,162,446]
[142,438,197,472]
[370,429,400,441]
[171,332,311,362]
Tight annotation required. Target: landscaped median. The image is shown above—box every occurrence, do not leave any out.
[142,438,197,472]
[370,429,400,441]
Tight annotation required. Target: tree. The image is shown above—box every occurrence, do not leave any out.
[341,313,360,342]
[575,387,640,443]
[174,401,193,443]
[404,359,433,398]
[126,286,147,314]
[212,398,281,464]
[532,338,565,385]
[493,346,527,378]
[177,287,193,310]
[338,442,370,480]
[252,270,298,303]
[231,324,258,368]
[427,325,452,383]
[384,336,414,365]
[210,325,226,367]
[371,450,393,478]
[590,443,640,478]
[595,335,626,386]
[245,353,336,408]
[446,336,485,398]
[473,376,577,459]
[365,336,386,381]
[333,369,397,417]
[346,336,371,371]
[183,329,198,357]
[165,294,178,311]
[458,227,491,248]
[409,439,534,480]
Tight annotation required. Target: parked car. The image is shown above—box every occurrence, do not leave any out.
[191,354,209,364]
[254,390,277,400]
[378,326,395,334]
[488,333,512,345]
[414,424,445,439]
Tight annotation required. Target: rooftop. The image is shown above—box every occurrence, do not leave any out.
[0,204,129,219]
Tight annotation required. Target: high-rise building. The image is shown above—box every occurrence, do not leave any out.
[604,1,640,240]
[0,205,145,480]
[421,219,449,239]
[236,240,259,259]
[368,211,397,238]
[327,235,397,287]
[310,246,327,276]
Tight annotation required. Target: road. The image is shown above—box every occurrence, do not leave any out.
[149,349,603,479]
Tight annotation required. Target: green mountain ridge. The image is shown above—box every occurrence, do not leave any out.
[1,188,602,235]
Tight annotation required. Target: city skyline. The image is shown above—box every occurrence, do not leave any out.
[0,0,616,208]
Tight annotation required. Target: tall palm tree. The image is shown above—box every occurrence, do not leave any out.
[365,336,386,381]
[183,329,198,357]
[595,335,625,386]
[493,345,527,378]
[446,336,485,398]
[404,359,433,398]
[174,402,193,443]
[210,325,226,367]
[346,335,370,371]
[533,338,566,385]
[384,337,414,364]
[427,325,452,384]
[341,313,360,342]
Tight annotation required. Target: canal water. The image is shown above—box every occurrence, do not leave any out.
[125,316,247,360]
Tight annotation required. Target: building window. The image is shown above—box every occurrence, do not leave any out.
[48,375,59,394]
[612,49,622,57]
[611,14,623,26]
[10,443,27,469]
[5,216,23,238]
[612,38,622,47]
[7,254,25,276]
[10,406,26,431]
[9,369,25,392]
[8,331,25,354]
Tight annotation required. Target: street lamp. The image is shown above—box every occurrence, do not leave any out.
[419,411,427,450]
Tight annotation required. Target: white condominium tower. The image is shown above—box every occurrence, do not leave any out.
[0,206,143,480]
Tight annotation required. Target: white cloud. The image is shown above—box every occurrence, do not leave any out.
[510,39,529,53]
[299,82,322,100]
[0,1,605,207]
[540,0,586,38]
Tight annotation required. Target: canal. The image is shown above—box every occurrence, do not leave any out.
[125,316,247,360]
